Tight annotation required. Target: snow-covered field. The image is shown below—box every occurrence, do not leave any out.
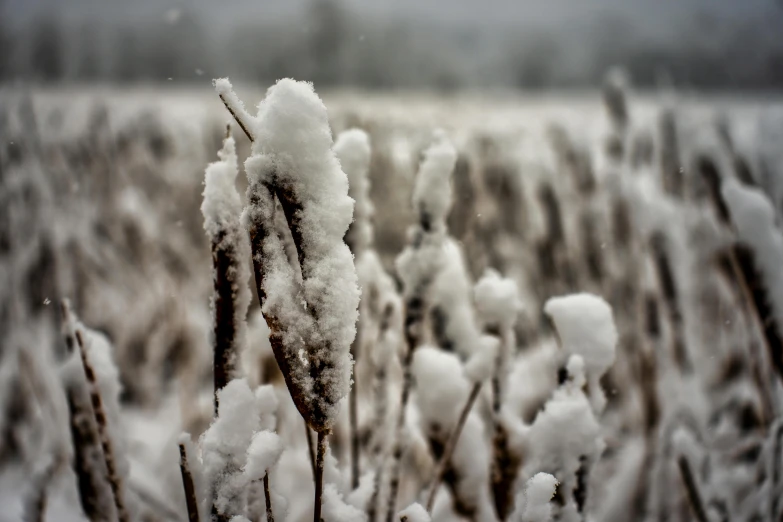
[2,83,783,522]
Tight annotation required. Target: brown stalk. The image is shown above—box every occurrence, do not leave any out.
[212,232,239,415]
[314,432,327,522]
[178,442,200,522]
[75,329,130,522]
[305,421,317,479]
[425,382,482,512]
[263,474,275,522]
[676,456,708,522]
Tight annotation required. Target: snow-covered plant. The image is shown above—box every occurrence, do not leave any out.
[387,131,457,518]
[60,301,133,522]
[215,77,360,521]
[474,269,522,519]
[201,128,251,412]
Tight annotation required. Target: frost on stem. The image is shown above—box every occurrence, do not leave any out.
[721,178,783,379]
[543,293,618,413]
[238,78,360,433]
[202,132,251,412]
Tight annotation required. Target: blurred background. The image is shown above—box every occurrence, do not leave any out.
[2,0,783,91]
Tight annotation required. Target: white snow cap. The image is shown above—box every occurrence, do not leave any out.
[722,178,783,331]
[335,128,373,252]
[465,334,500,383]
[519,473,559,522]
[474,268,520,330]
[544,293,617,379]
[399,502,431,522]
[412,347,469,429]
[201,134,240,239]
[241,78,361,431]
[213,78,254,134]
[244,431,284,481]
[413,130,457,231]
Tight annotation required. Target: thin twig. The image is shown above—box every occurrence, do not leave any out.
[425,382,482,512]
[677,456,708,522]
[75,329,130,522]
[218,94,254,142]
[263,474,275,522]
[178,442,200,522]
[314,432,327,522]
[349,321,362,489]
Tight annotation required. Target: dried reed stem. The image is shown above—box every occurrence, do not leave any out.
[425,382,482,512]
[75,329,130,522]
[212,233,239,415]
[178,442,200,522]
[305,421,317,480]
[263,474,275,522]
[677,456,708,522]
[314,431,327,522]
[218,94,254,142]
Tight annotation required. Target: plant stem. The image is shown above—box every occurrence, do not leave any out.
[263,474,275,522]
[305,421,316,480]
[178,442,200,522]
[314,431,327,522]
[677,456,708,522]
[425,382,482,512]
[218,94,254,142]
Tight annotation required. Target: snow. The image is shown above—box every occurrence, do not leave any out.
[200,378,280,517]
[412,347,469,429]
[474,268,521,331]
[543,293,617,378]
[241,78,360,431]
[244,431,284,481]
[213,78,254,136]
[464,334,500,383]
[398,502,431,522]
[412,130,457,232]
[201,135,241,239]
[518,473,559,522]
[722,178,783,333]
[335,128,373,253]
[322,483,368,522]
[429,238,482,360]
[543,293,617,412]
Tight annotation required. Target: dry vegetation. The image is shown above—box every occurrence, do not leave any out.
[1,78,783,522]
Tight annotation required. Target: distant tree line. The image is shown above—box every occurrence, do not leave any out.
[1,0,782,91]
